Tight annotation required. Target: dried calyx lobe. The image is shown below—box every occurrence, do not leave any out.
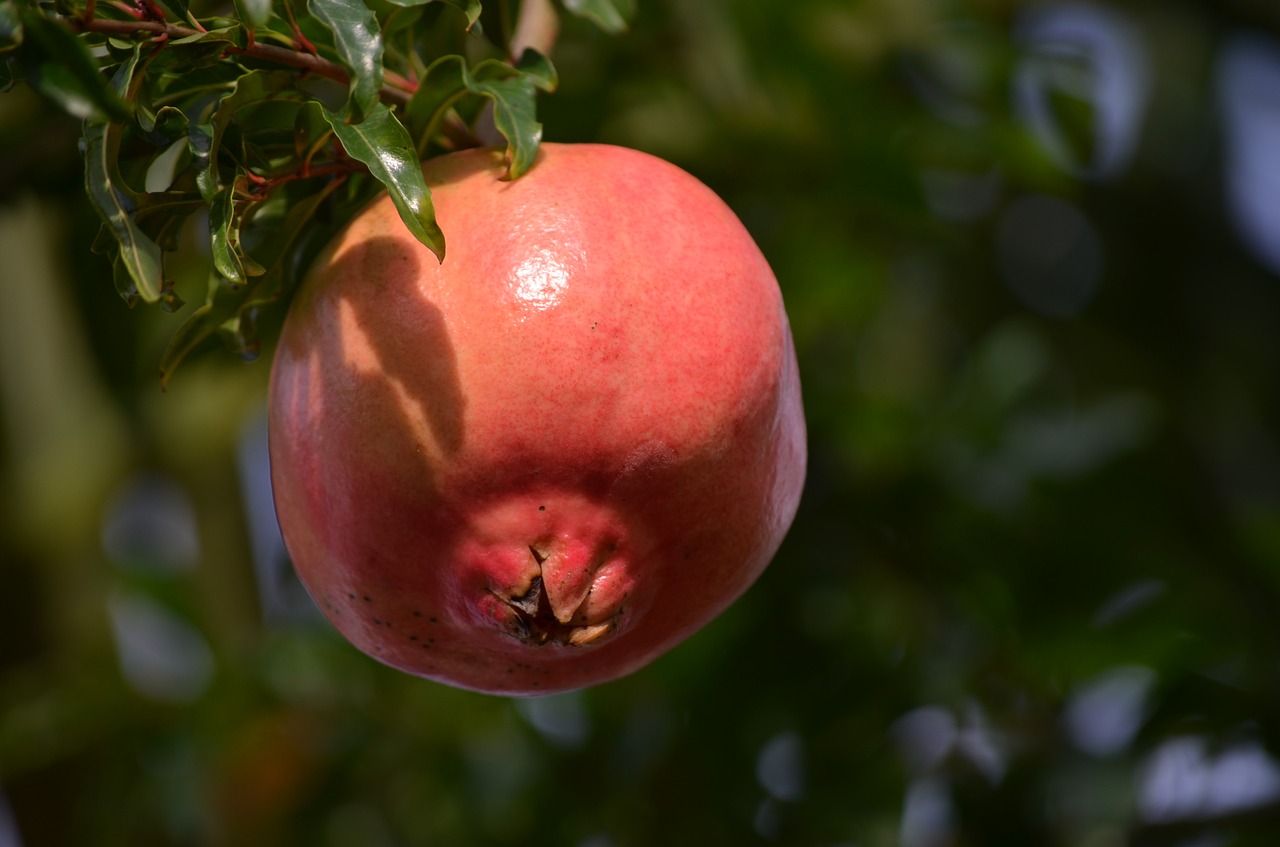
[501,546,617,647]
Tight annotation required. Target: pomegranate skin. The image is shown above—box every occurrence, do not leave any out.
[268,143,806,695]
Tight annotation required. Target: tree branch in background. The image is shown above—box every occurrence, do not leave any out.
[510,0,558,61]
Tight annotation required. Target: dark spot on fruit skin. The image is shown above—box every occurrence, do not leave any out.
[413,611,422,618]
[410,635,419,641]
[347,592,356,599]
[430,616,439,624]
[539,505,545,511]
[363,595,372,603]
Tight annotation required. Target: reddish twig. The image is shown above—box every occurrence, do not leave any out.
[242,160,364,198]
[139,0,166,22]
[71,17,417,105]
[283,0,317,55]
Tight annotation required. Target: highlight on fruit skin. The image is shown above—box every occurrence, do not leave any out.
[267,143,807,695]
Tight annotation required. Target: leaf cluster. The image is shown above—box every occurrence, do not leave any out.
[0,0,624,383]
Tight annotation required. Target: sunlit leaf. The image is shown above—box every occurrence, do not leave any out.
[321,101,444,260]
[405,51,554,178]
[309,0,383,123]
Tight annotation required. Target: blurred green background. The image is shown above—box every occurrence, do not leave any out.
[6,0,1280,844]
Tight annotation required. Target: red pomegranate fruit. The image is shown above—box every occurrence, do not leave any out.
[268,143,806,695]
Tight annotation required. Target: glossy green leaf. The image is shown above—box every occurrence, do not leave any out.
[560,0,631,34]
[406,52,554,178]
[20,11,129,121]
[321,102,444,260]
[188,122,216,200]
[208,184,246,286]
[84,122,164,305]
[309,0,383,123]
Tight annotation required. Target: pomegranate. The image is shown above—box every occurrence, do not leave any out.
[268,143,805,695]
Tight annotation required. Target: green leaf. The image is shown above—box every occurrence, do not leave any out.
[194,69,299,199]
[405,52,553,178]
[209,184,247,285]
[158,274,245,387]
[380,0,481,31]
[148,59,242,108]
[152,27,242,73]
[381,4,423,41]
[309,0,384,123]
[188,122,216,199]
[144,137,190,192]
[152,105,189,141]
[509,46,558,92]
[233,0,272,30]
[294,99,331,163]
[84,121,164,305]
[321,102,445,260]
[160,179,343,386]
[218,308,260,360]
[560,0,630,34]
[19,11,129,121]
[0,1,21,54]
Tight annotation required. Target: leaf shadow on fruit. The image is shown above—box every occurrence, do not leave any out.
[328,234,468,462]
